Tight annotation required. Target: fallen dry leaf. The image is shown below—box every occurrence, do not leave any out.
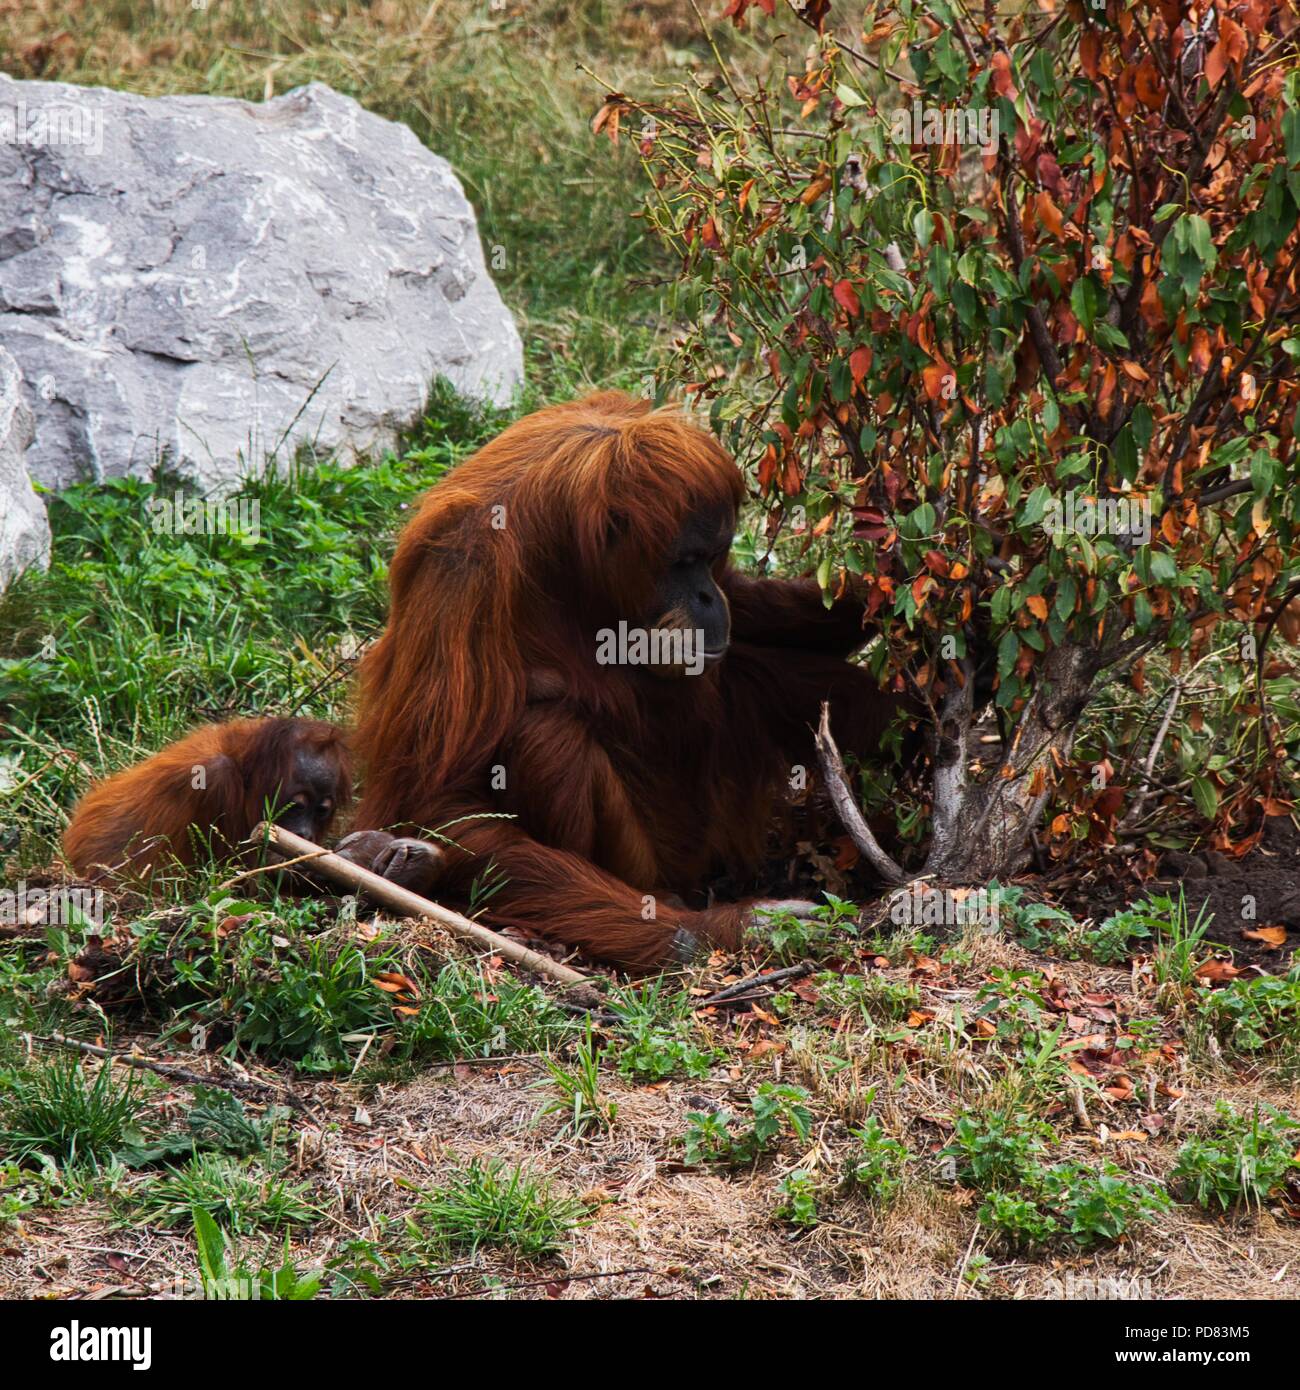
[1194,960,1242,985]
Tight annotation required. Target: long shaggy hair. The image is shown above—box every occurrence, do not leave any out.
[355,392,745,827]
[349,390,899,970]
[64,718,350,879]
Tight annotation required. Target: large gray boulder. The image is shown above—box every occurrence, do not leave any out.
[0,77,522,491]
[0,345,50,589]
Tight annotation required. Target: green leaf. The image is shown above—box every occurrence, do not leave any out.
[1070,274,1105,332]
[1020,485,1052,528]
[193,1206,228,1285]
[1149,552,1178,585]
[1191,776,1219,820]
[1054,575,1078,623]
[997,629,1021,679]
[1250,449,1279,498]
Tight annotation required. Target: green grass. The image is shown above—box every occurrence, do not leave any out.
[531,1021,617,1139]
[0,1056,146,1170]
[405,1157,588,1260]
[127,1151,321,1234]
[192,1207,323,1301]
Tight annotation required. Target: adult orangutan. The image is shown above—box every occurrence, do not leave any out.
[342,391,906,970]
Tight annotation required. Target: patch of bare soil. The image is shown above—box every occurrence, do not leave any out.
[1053,815,1300,974]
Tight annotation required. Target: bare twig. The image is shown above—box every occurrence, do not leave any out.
[25,1031,311,1114]
[814,704,906,884]
[1119,679,1183,831]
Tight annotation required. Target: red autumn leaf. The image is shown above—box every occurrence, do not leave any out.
[1206,19,1248,88]
[990,50,1018,101]
[799,175,832,205]
[1134,60,1164,110]
[1079,30,1102,79]
[1194,960,1242,985]
[721,0,775,25]
[852,506,890,540]
[922,360,952,400]
[1097,361,1118,421]
[1036,150,1064,196]
[923,550,950,577]
[832,279,862,317]
[849,344,873,385]
[1035,190,1065,239]
[590,98,622,140]
[832,835,860,870]
[757,442,779,492]
[1094,786,1125,819]
[374,971,421,997]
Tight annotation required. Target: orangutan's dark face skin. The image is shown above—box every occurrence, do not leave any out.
[647,507,734,670]
[270,749,341,839]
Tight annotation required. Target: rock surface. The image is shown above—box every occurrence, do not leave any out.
[0,76,522,491]
[0,344,49,589]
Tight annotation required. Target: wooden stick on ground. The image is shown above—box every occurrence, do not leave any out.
[256,823,593,993]
[695,963,813,1009]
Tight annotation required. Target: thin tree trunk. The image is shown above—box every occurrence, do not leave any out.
[923,642,1100,882]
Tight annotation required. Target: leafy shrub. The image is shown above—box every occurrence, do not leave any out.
[815,971,920,1026]
[846,1116,910,1205]
[944,1111,1052,1189]
[1170,1103,1300,1211]
[775,1170,820,1228]
[997,883,1151,964]
[759,894,860,963]
[1195,973,1300,1060]
[607,1,1300,878]
[684,1083,813,1167]
[609,979,723,1082]
[944,1110,1167,1249]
